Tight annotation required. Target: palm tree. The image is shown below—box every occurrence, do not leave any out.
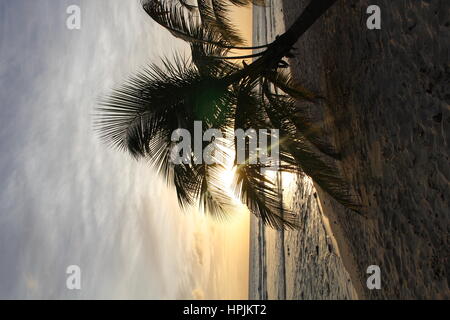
[95,0,359,229]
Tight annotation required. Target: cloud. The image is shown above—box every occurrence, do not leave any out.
[0,0,248,300]
[191,288,205,300]
[193,232,205,266]
[25,273,39,291]
[0,0,194,299]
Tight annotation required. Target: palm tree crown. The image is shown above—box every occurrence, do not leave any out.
[95,0,357,229]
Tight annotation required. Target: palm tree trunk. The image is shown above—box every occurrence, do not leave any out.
[275,0,338,54]
[225,0,339,84]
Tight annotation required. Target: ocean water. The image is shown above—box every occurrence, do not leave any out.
[248,1,358,300]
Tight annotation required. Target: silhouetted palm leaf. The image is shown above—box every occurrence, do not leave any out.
[142,0,244,47]
[198,163,233,219]
[233,164,298,229]
[227,0,265,6]
[95,55,237,216]
[142,0,220,45]
[190,32,238,77]
[261,91,358,210]
[263,69,318,101]
[178,0,198,11]
[261,77,340,159]
[199,0,245,45]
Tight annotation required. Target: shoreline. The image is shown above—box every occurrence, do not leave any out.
[315,186,366,299]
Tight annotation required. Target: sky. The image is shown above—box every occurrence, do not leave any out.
[0,0,250,299]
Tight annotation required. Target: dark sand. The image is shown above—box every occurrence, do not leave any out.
[282,0,449,299]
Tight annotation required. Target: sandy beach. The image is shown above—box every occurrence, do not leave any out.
[285,0,449,299]
[250,0,449,299]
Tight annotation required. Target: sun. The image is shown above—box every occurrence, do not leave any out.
[219,165,236,190]
[218,164,242,204]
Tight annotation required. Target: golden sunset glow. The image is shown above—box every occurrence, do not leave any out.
[188,4,253,300]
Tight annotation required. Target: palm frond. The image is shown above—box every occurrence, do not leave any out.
[227,0,266,7]
[198,0,244,45]
[233,163,298,229]
[281,132,358,210]
[95,55,194,156]
[95,54,236,154]
[263,69,319,101]
[96,0,357,229]
[198,163,234,219]
[142,0,269,50]
[233,78,267,130]
[258,84,357,209]
[261,79,340,159]
[286,137,358,210]
[95,53,238,215]
[142,0,245,48]
[191,41,237,77]
[178,0,198,11]
[141,0,222,45]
